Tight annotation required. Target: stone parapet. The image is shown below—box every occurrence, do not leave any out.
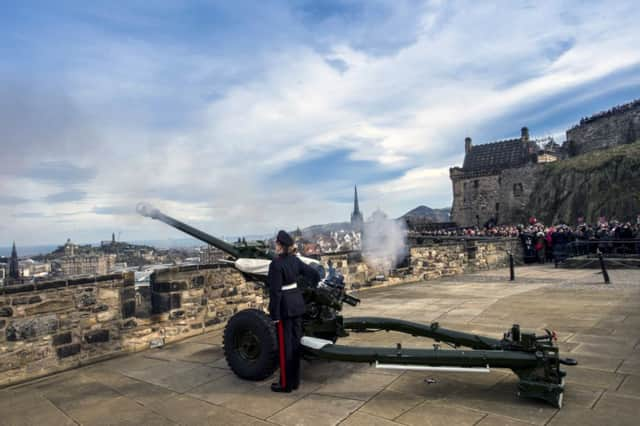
[566,100,640,156]
[125,263,264,351]
[322,239,521,289]
[0,272,134,387]
[0,264,264,387]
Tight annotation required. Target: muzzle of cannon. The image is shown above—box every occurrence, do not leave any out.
[137,202,246,259]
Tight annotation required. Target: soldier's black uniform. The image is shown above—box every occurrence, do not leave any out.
[268,251,320,391]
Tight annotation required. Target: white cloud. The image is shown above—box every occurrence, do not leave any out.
[2,1,640,244]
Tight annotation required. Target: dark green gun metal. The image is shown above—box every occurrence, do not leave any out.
[139,204,577,408]
[136,202,272,260]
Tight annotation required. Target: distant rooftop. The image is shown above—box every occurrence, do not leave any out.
[462,137,535,172]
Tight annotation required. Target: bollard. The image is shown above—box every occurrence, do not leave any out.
[509,252,515,281]
[597,251,611,284]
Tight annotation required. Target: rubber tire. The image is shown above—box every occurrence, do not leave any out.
[223,309,278,381]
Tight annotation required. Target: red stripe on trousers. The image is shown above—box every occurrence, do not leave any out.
[277,320,286,388]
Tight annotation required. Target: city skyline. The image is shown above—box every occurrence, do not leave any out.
[2,1,640,245]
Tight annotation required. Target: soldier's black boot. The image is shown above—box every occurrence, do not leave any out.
[270,383,291,393]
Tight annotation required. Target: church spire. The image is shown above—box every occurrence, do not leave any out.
[9,241,19,280]
[350,185,364,231]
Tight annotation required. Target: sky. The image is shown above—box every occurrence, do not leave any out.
[1,0,640,246]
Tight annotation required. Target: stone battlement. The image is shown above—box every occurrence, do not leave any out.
[565,99,639,156]
[0,264,262,387]
[568,98,640,131]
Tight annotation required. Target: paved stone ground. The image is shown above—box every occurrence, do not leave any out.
[2,265,639,425]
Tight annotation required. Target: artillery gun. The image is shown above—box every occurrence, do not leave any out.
[138,203,576,408]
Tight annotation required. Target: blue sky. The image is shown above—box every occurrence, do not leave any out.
[1,0,640,245]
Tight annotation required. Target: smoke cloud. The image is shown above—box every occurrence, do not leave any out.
[136,202,161,219]
[361,216,408,273]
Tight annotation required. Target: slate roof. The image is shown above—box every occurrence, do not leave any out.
[462,138,534,172]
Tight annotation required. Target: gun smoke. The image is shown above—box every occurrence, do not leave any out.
[362,216,408,272]
[136,202,161,219]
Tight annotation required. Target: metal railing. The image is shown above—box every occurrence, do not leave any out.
[565,239,640,257]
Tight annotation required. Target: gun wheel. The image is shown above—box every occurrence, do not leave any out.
[223,309,278,380]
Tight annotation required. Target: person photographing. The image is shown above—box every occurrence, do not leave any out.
[268,230,320,392]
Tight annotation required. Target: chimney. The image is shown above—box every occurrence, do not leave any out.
[521,127,529,142]
[465,137,472,153]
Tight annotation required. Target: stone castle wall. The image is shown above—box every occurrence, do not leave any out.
[321,238,520,288]
[0,273,136,387]
[496,165,540,224]
[450,166,540,227]
[410,239,516,281]
[0,264,264,387]
[127,264,264,351]
[1,240,519,387]
[566,102,640,156]
[450,169,501,227]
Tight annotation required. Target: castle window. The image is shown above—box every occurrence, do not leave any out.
[513,183,523,197]
[473,180,479,188]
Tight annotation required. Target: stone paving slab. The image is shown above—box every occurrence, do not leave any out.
[2,265,639,425]
[0,387,76,426]
[395,400,486,426]
[359,389,424,419]
[339,411,404,426]
[477,414,536,425]
[152,394,269,425]
[314,371,397,401]
[267,393,363,426]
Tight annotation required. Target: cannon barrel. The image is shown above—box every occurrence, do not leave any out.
[137,203,242,259]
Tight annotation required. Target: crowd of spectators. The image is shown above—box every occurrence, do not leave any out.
[414,217,640,263]
[414,225,520,237]
[518,219,639,263]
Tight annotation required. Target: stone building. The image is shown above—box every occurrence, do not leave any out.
[18,259,51,278]
[199,245,226,264]
[566,98,640,156]
[55,253,117,277]
[450,127,540,227]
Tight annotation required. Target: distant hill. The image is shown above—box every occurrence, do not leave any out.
[298,205,453,236]
[301,222,352,236]
[400,205,451,222]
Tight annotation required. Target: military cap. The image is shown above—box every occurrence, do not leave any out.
[276,230,294,247]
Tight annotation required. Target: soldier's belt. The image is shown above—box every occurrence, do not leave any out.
[282,283,297,290]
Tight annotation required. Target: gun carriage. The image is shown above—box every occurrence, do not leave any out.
[138,203,576,408]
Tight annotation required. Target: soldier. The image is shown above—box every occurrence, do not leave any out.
[268,230,320,392]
